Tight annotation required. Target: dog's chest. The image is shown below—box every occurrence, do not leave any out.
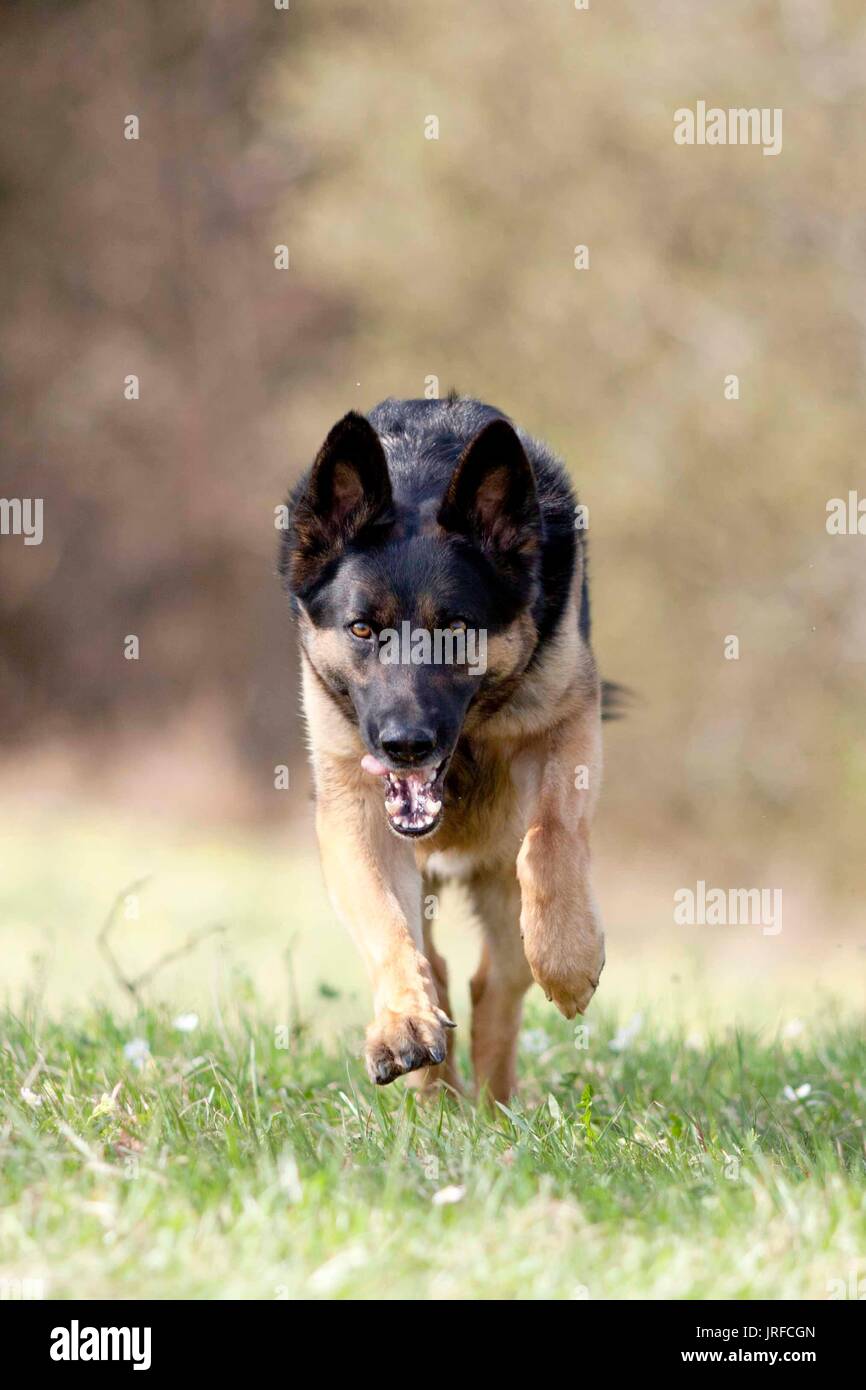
[415,740,528,876]
[423,848,479,881]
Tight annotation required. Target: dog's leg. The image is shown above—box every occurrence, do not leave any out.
[405,885,463,1096]
[315,769,454,1085]
[467,867,533,1103]
[515,699,605,1019]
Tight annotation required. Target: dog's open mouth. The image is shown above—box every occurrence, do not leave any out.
[361,754,446,837]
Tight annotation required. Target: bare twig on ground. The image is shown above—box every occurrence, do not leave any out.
[98,878,226,1005]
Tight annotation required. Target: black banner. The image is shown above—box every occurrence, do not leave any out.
[1,1299,859,1373]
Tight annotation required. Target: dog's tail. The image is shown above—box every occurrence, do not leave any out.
[601,679,631,721]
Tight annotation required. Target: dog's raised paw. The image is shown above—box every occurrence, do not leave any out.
[364,1007,454,1085]
[522,927,605,1021]
[541,979,596,1020]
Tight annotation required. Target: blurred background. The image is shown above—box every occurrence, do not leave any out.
[1,0,864,1025]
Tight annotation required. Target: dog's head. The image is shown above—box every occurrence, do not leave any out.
[280,411,541,838]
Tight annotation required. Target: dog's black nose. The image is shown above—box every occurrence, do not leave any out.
[379,726,437,767]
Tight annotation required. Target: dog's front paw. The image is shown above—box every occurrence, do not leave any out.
[521,917,605,1021]
[364,1005,456,1085]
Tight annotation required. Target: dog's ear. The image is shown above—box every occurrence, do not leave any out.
[284,412,393,592]
[438,419,540,562]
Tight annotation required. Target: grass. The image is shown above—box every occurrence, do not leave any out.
[0,807,863,1299]
[1,992,864,1300]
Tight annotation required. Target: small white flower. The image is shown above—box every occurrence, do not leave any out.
[123,1038,151,1070]
[173,1012,199,1034]
[782,1019,805,1040]
[20,1087,42,1107]
[522,1028,551,1055]
[783,1083,811,1101]
[609,1012,644,1053]
[431,1184,465,1207]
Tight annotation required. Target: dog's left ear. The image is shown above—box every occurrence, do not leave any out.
[438,419,540,561]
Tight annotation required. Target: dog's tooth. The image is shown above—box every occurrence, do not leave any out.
[427,799,441,814]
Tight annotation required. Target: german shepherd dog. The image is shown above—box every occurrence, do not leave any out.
[279,395,606,1102]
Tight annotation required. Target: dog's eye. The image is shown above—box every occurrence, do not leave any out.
[349,621,374,640]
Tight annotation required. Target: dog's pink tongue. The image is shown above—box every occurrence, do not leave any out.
[361,753,389,777]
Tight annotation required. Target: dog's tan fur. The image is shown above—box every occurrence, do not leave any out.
[301,563,604,1103]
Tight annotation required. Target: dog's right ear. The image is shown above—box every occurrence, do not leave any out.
[281,412,393,593]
